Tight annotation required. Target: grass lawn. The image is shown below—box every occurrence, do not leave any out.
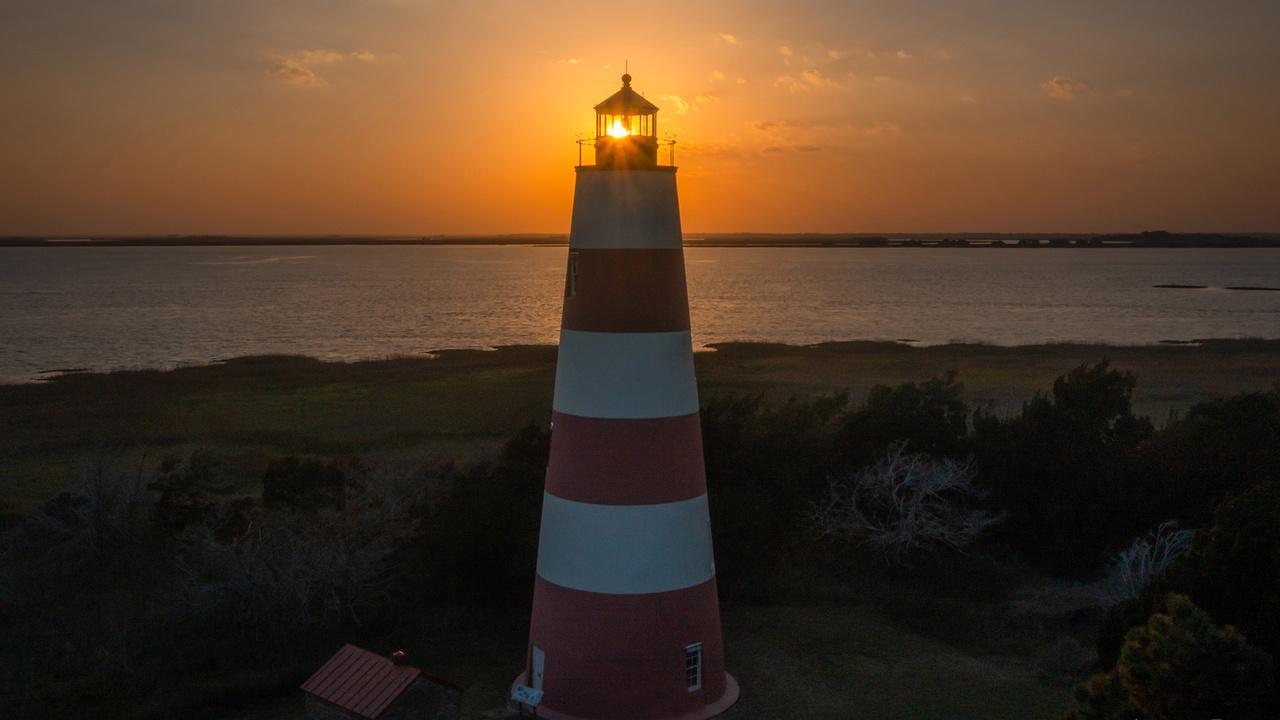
[226,585,1087,720]
[719,602,1077,719]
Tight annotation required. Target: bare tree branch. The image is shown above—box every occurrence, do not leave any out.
[807,442,1003,566]
[1096,520,1195,606]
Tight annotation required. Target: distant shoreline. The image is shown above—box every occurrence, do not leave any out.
[3,231,1280,249]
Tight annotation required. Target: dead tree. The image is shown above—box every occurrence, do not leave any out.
[808,442,1002,566]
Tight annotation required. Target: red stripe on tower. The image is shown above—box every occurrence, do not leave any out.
[545,411,704,505]
[516,74,738,720]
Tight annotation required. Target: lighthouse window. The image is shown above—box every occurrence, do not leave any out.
[567,251,580,297]
[683,643,703,691]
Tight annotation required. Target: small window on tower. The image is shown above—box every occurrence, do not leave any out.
[683,643,703,691]
[567,251,580,298]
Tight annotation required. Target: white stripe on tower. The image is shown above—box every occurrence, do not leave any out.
[568,170,683,250]
[536,492,715,594]
[552,329,698,419]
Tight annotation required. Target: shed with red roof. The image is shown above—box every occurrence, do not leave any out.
[302,645,461,720]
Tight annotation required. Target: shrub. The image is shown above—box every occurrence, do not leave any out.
[2,451,150,569]
[1145,390,1280,525]
[415,422,548,607]
[808,442,1002,566]
[261,456,347,511]
[174,471,427,636]
[1095,521,1194,607]
[701,393,846,593]
[1186,482,1280,660]
[973,361,1155,576]
[1095,596,1150,669]
[838,372,968,466]
[1099,481,1280,677]
[149,449,234,535]
[1070,594,1275,720]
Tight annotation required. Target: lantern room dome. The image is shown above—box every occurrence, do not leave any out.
[593,74,659,115]
[580,72,674,170]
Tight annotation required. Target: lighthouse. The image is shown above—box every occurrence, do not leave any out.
[515,75,738,720]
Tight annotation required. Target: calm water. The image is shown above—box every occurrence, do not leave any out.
[2,245,1279,383]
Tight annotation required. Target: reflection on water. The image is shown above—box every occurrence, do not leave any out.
[1,245,1279,382]
[189,255,319,265]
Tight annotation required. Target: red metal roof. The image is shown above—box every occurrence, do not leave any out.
[301,644,421,719]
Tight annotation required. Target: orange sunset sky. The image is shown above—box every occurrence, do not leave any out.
[2,1,1278,235]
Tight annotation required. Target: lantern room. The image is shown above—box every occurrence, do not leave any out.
[592,73,661,169]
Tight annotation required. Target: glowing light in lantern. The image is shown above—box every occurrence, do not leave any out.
[607,118,631,138]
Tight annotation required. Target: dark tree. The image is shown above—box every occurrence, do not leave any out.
[973,362,1154,576]
[838,373,968,466]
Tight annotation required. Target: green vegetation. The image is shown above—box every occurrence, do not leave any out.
[1072,595,1275,720]
[4,339,1278,513]
[1,341,1278,719]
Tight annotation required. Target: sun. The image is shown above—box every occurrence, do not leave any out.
[606,118,631,138]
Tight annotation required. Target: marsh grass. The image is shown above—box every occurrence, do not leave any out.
[4,340,1278,513]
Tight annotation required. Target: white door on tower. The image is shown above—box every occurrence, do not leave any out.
[531,645,546,691]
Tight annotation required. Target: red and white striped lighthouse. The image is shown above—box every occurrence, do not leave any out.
[516,74,738,720]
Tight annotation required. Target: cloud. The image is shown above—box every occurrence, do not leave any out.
[680,141,750,160]
[750,117,903,158]
[801,68,831,87]
[1042,75,1089,100]
[774,66,843,93]
[772,46,860,93]
[773,76,806,92]
[762,144,825,154]
[269,48,368,88]
[271,57,325,87]
[556,57,584,65]
[709,70,725,82]
[959,94,977,104]
[663,94,691,114]
[753,117,900,135]
[865,49,912,62]
[863,121,901,138]
[662,93,716,115]
[752,119,797,133]
[297,49,344,65]
[718,32,739,45]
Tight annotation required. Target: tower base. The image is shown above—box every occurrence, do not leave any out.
[510,673,739,720]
